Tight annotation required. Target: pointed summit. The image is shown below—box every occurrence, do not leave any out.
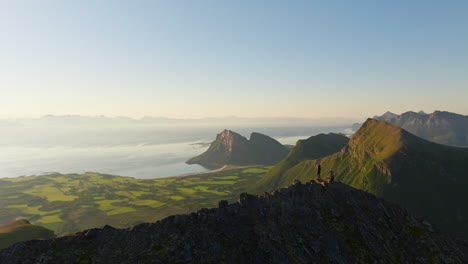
[215,129,249,152]
[373,111,397,120]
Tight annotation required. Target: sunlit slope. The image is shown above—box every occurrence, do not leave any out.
[254,119,468,238]
[0,167,270,236]
[251,133,349,192]
[0,219,55,249]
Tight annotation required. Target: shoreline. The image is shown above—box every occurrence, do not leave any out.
[163,165,228,178]
[2,164,260,181]
[154,165,257,180]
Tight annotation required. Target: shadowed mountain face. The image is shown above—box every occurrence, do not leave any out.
[253,119,468,239]
[187,129,289,166]
[1,182,466,264]
[252,133,349,192]
[374,110,468,147]
[0,219,55,249]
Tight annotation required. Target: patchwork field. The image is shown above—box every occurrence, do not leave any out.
[0,166,271,235]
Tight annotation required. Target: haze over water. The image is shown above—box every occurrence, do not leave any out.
[0,117,353,179]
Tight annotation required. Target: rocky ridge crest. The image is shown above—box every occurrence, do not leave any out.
[1,181,466,264]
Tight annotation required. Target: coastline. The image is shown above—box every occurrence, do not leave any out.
[164,165,228,178]
[154,165,257,180]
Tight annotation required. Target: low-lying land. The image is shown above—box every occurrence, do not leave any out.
[0,166,271,236]
[0,219,55,249]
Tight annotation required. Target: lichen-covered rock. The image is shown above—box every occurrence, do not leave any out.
[1,182,466,264]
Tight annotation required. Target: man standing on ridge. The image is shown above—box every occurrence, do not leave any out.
[315,162,321,178]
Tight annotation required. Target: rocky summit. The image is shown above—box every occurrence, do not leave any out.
[1,181,466,264]
[187,129,289,166]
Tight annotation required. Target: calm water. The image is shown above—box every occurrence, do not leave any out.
[0,123,350,179]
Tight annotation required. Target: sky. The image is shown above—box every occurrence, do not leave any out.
[0,0,467,119]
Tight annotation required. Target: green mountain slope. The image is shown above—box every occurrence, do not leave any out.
[251,133,349,192]
[253,119,468,238]
[187,129,289,166]
[0,219,55,249]
[374,110,468,147]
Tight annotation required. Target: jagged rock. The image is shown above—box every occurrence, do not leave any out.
[0,183,467,263]
[218,200,228,209]
[325,171,335,183]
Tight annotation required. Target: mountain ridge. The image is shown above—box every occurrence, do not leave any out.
[252,119,468,238]
[374,110,468,147]
[252,133,349,192]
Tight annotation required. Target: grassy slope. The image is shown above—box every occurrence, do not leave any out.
[253,119,468,238]
[0,166,271,236]
[0,219,55,249]
[250,133,349,193]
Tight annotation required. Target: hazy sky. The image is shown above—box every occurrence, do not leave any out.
[1,0,467,119]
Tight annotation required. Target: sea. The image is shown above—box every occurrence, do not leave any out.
[0,122,353,179]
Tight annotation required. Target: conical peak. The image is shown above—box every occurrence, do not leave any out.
[349,119,405,161]
[355,118,403,134]
[217,129,246,141]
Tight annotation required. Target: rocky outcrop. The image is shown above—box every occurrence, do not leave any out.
[187,129,289,166]
[1,181,466,263]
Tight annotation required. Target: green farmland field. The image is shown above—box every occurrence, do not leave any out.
[0,166,272,235]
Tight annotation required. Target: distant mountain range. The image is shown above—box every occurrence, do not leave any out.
[373,110,468,147]
[254,119,468,239]
[187,129,289,166]
[0,219,55,249]
[1,182,466,263]
[0,115,359,128]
